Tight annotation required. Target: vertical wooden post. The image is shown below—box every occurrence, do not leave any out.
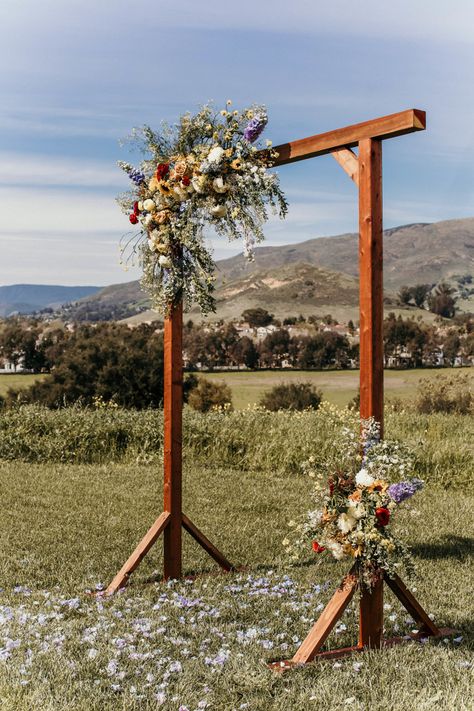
[163,300,183,579]
[358,138,384,435]
[358,137,384,647]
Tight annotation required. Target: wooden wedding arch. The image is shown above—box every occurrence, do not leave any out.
[106,108,455,663]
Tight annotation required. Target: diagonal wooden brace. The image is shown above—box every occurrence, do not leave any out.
[331,147,359,185]
[291,566,358,664]
[105,511,171,595]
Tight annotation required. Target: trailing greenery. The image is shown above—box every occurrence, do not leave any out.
[0,404,472,489]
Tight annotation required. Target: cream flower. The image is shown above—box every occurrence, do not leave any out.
[206,145,225,164]
[347,501,366,519]
[191,175,208,194]
[143,199,155,212]
[355,469,375,487]
[212,177,228,193]
[158,255,172,268]
[210,204,227,217]
[337,512,357,534]
[326,540,345,560]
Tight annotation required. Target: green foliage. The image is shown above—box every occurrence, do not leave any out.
[7,323,164,409]
[241,307,273,327]
[428,282,457,318]
[187,377,233,412]
[415,372,473,415]
[259,382,322,411]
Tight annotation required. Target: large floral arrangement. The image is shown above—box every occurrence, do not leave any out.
[284,420,424,588]
[117,102,287,315]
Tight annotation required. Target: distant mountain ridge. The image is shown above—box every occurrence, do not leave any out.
[0,284,102,317]
[3,217,473,321]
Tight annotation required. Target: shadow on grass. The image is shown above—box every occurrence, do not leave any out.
[412,535,474,561]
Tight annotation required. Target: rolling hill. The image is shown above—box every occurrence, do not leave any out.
[4,217,473,322]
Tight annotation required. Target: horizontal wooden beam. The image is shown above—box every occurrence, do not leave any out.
[271,109,425,166]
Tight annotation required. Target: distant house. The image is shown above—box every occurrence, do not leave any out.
[0,356,29,373]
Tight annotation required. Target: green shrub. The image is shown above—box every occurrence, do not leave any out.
[187,377,233,413]
[259,382,322,411]
[415,373,473,415]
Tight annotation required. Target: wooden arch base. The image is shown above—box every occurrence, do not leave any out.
[269,566,456,671]
[105,302,233,595]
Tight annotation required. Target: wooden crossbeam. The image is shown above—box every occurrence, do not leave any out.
[272,109,425,166]
[182,513,234,571]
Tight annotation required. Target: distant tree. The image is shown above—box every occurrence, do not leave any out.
[411,284,431,308]
[283,316,297,326]
[347,319,355,335]
[187,378,233,413]
[8,323,164,408]
[231,336,259,369]
[259,382,322,411]
[383,314,427,367]
[442,333,461,366]
[241,308,274,328]
[428,283,456,318]
[297,333,350,369]
[259,329,290,367]
[398,286,412,305]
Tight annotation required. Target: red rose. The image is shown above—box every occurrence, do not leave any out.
[181,175,190,186]
[312,541,325,553]
[375,507,390,526]
[129,213,138,225]
[133,201,140,215]
[156,163,169,180]
[329,482,335,495]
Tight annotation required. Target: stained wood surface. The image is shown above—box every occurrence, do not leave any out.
[385,575,441,636]
[272,109,425,166]
[358,575,384,648]
[182,513,234,571]
[331,147,359,185]
[291,567,358,664]
[358,138,384,434]
[105,511,171,594]
[163,301,183,579]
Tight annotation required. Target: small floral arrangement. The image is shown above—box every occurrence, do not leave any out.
[117,101,288,314]
[284,420,424,588]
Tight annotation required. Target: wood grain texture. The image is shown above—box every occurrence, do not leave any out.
[163,301,183,579]
[182,513,234,571]
[291,567,358,663]
[358,575,384,648]
[105,511,171,594]
[358,138,384,434]
[385,575,441,636]
[272,109,425,166]
[331,147,359,185]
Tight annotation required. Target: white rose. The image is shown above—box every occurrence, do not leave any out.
[355,469,375,487]
[347,502,366,519]
[143,199,155,211]
[137,201,144,211]
[326,540,345,560]
[212,177,228,193]
[207,145,225,164]
[210,204,227,217]
[337,512,357,534]
[158,255,171,268]
[191,176,207,194]
[143,214,153,226]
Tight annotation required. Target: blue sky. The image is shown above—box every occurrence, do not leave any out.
[1,0,473,286]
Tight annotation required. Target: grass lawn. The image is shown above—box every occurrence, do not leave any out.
[201,367,474,409]
[0,458,472,710]
[0,374,47,398]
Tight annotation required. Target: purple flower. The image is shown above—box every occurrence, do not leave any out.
[243,114,267,143]
[388,478,424,504]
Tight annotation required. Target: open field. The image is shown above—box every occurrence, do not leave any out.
[201,367,474,409]
[0,453,472,710]
[0,374,47,398]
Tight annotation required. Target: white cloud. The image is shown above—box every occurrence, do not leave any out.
[0,153,128,188]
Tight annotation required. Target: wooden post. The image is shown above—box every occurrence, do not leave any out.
[163,300,183,579]
[358,137,384,646]
[358,138,384,434]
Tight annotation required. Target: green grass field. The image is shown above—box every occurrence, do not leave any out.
[0,448,472,709]
[201,367,474,409]
[0,373,47,398]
